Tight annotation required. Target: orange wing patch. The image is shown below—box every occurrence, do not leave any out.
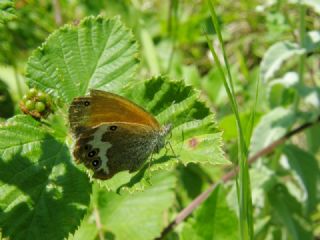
[89,90,160,129]
[69,90,160,133]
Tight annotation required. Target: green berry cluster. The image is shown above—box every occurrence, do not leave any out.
[20,88,52,119]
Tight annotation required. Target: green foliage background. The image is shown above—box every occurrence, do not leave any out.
[0,0,320,240]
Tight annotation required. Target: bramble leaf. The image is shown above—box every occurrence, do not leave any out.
[0,115,91,240]
[0,0,16,24]
[27,16,139,105]
[260,41,305,82]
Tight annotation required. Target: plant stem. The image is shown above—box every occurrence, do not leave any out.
[295,2,306,110]
[52,0,63,25]
[206,1,252,238]
[167,0,179,73]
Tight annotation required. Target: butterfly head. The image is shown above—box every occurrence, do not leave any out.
[153,123,172,153]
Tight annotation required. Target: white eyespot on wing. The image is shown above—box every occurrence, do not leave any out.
[88,125,112,174]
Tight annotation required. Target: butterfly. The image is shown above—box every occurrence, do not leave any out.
[68,90,172,180]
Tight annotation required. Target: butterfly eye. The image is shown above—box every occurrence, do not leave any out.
[84,101,90,106]
[84,145,90,150]
[110,125,117,131]
[87,149,97,158]
[92,159,101,169]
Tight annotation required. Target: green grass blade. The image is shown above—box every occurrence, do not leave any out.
[206,1,253,239]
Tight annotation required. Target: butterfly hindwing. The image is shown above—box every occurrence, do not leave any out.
[73,122,162,179]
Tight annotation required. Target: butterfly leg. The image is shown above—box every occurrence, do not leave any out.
[165,141,180,161]
[144,152,155,184]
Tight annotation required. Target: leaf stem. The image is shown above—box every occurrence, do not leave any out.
[93,205,105,240]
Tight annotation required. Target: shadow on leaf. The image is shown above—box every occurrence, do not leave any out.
[0,133,91,240]
[116,154,177,193]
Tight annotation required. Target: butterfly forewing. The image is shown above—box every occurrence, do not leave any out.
[69,90,160,135]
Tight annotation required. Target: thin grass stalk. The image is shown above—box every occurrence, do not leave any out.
[206,1,253,239]
[296,2,306,110]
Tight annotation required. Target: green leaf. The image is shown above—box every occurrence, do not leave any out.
[250,167,276,239]
[180,186,219,240]
[124,77,226,165]
[67,221,97,240]
[227,165,277,210]
[180,185,239,240]
[202,68,227,106]
[26,16,139,104]
[219,111,262,142]
[267,71,320,110]
[176,164,207,206]
[250,166,277,208]
[97,76,226,191]
[140,28,160,75]
[283,144,320,215]
[69,171,176,240]
[0,115,91,240]
[0,78,14,118]
[260,41,305,82]
[181,65,201,89]
[305,31,320,53]
[268,184,313,240]
[250,107,296,156]
[305,124,320,154]
[0,0,16,24]
[267,72,299,108]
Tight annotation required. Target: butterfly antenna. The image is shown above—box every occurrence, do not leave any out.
[179,129,185,153]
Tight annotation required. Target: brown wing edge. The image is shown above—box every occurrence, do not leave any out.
[68,95,92,135]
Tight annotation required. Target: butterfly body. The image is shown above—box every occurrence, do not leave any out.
[69,90,171,180]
